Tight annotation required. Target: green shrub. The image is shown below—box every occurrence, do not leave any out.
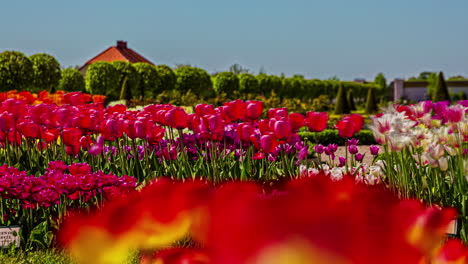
[281,77,304,98]
[238,73,259,93]
[175,66,213,97]
[133,62,160,98]
[334,85,350,114]
[0,51,33,92]
[57,68,85,92]
[365,87,378,113]
[214,72,239,94]
[432,71,451,102]
[29,53,62,92]
[154,65,176,92]
[85,62,119,100]
[112,61,140,99]
[299,129,376,146]
[257,74,282,96]
[348,89,356,111]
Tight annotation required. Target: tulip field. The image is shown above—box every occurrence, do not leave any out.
[0,90,467,263]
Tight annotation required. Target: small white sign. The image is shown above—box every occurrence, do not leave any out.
[0,226,20,247]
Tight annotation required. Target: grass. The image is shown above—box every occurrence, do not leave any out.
[0,250,140,264]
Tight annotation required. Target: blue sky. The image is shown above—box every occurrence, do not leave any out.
[1,0,467,81]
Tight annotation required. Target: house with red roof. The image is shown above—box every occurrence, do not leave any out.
[79,41,154,75]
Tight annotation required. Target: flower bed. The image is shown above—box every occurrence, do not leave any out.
[0,162,136,248]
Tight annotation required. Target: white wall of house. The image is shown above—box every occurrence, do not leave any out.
[393,79,468,101]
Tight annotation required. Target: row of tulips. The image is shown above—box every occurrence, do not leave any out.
[59,176,467,264]
[0,96,357,182]
[0,161,137,249]
[369,100,468,241]
[0,90,106,106]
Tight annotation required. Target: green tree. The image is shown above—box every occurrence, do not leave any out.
[365,87,378,113]
[229,63,250,74]
[174,66,213,96]
[257,74,282,96]
[58,68,85,92]
[432,72,451,102]
[85,62,119,100]
[334,85,350,114]
[112,61,140,99]
[29,53,61,92]
[238,73,259,94]
[348,89,356,111]
[0,51,33,92]
[374,73,386,90]
[133,63,160,98]
[281,77,304,98]
[154,65,176,92]
[214,71,239,95]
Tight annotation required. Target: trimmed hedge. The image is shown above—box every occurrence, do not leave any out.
[154,65,176,92]
[0,51,33,92]
[85,61,119,100]
[112,61,140,99]
[29,53,62,92]
[58,68,85,92]
[299,129,376,146]
[175,66,213,96]
[239,73,259,93]
[133,62,160,98]
[214,71,239,94]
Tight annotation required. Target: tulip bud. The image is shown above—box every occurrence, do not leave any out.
[369,145,380,155]
[348,145,359,155]
[438,157,448,171]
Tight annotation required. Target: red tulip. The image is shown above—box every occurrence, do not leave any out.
[305,112,328,132]
[107,104,127,115]
[79,136,94,151]
[237,123,255,142]
[146,125,165,145]
[195,104,215,116]
[0,112,15,132]
[165,107,188,129]
[260,134,277,153]
[29,104,50,124]
[41,128,59,143]
[244,101,263,121]
[65,145,81,156]
[223,100,246,121]
[62,128,82,146]
[347,114,364,134]
[73,114,93,130]
[335,119,356,138]
[124,119,137,139]
[37,141,48,151]
[289,113,305,131]
[204,114,224,133]
[267,108,288,119]
[257,119,270,134]
[64,92,89,106]
[103,118,124,138]
[135,120,147,139]
[17,121,40,138]
[273,120,291,140]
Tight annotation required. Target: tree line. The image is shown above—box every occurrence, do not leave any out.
[0,50,385,102]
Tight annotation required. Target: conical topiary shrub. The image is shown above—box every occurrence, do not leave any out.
[334,85,350,114]
[432,71,451,102]
[348,89,356,111]
[365,87,378,114]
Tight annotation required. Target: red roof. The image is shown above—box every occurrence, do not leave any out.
[80,41,154,70]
